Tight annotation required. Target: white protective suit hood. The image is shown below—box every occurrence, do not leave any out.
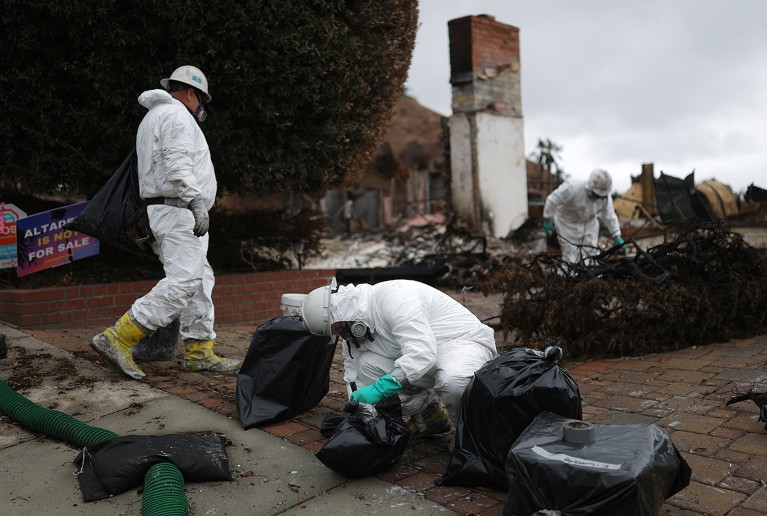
[138,88,177,110]
[330,283,376,332]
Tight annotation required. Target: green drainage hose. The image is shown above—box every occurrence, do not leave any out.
[143,462,189,515]
[0,380,188,515]
[0,380,118,445]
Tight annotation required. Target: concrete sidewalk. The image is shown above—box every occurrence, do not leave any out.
[0,323,450,515]
[2,292,767,515]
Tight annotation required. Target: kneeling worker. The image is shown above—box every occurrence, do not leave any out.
[301,278,497,437]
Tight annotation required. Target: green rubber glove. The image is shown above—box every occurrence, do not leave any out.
[350,374,402,405]
[615,236,627,250]
[543,219,555,237]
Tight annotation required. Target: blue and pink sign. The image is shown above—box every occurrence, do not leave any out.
[0,203,27,269]
[16,201,100,277]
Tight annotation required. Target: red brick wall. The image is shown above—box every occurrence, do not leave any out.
[0,269,335,329]
[448,14,522,115]
[448,15,520,77]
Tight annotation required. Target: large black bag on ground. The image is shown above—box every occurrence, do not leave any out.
[316,396,410,478]
[505,411,692,515]
[74,434,232,501]
[437,345,581,489]
[66,148,153,255]
[236,315,336,429]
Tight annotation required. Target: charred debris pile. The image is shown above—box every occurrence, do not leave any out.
[481,221,767,359]
[307,218,536,287]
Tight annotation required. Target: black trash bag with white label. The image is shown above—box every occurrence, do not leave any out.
[236,315,336,428]
[316,396,410,478]
[74,434,232,502]
[504,411,691,516]
[437,343,582,489]
[65,148,154,256]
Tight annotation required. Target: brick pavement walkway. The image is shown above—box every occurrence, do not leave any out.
[21,322,767,516]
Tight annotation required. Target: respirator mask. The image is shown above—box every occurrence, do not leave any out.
[338,321,374,356]
[192,91,207,123]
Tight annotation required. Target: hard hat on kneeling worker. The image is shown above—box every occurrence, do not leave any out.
[301,277,337,336]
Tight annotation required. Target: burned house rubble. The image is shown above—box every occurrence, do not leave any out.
[303,213,542,288]
[614,163,767,249]
[300,161,767,363]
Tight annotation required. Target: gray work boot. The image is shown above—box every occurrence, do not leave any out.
[406,401,452,438]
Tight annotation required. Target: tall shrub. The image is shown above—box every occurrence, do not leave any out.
[1,0,418,195]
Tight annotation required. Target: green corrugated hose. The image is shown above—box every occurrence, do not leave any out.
[0,380,188,515]
[0,380,118,445]
[142,462,189,515]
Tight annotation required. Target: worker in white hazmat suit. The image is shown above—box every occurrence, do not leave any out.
[91,65,241,380]
[301,278,497,437]
[543,169,626,264]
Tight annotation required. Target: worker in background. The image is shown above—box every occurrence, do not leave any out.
[543,169,626,264]
[301,278,497,437]
[91,65,241,380]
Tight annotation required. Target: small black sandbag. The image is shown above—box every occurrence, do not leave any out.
[74,434,232,502]
[316,396,410,478]
[437,344,581,489]
[236,315,336,428]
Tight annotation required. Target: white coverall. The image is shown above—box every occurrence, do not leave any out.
[543,179,621,264]
[130,89,218,341]
[331,280,497,424]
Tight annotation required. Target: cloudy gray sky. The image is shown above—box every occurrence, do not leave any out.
[404,0,767,195]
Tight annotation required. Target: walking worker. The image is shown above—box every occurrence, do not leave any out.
[301,278,498,437]
[543,168,626,264]
[91,65,241,380]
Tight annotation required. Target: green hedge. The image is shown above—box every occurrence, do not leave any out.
[1,0,418,195]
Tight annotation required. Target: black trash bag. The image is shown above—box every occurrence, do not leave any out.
[316,396,410,478]
[319,411,347,437]
[65,148,154,256]
[74,434,232,502]
[133,317,180,361]
[236,315,336,429]
[505,411,692,516]
[437,344,581,489]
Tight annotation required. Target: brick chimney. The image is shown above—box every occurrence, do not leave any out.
[448,14,522,116]
[447,14,527,238]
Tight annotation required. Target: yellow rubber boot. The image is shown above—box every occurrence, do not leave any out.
[91,312,147,380]
[181,339,242,373]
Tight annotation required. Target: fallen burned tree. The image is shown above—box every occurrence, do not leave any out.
[483,221,767,358]
[726,388,767,430]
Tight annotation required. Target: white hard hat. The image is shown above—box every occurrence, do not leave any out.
[300,278,337,336]
[587,169,613,197]
[160,65,212,103]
